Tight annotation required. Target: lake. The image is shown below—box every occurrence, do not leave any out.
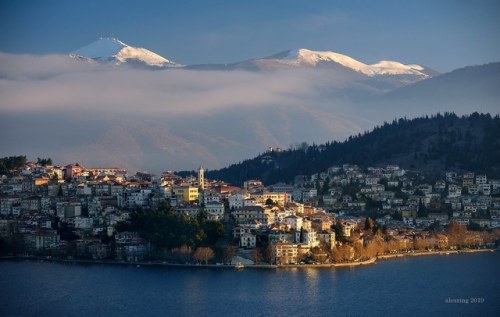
[1,252,499,316]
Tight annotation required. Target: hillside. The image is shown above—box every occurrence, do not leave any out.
[205,113,500,185]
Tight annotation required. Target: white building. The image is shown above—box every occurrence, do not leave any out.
[240,233,256,248]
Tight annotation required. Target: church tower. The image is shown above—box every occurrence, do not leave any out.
[198,166,205,191]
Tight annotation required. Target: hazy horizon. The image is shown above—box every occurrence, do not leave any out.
[1,0,500,72]
[1,0,499,173]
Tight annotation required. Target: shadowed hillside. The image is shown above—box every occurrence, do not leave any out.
[205,113,500,185]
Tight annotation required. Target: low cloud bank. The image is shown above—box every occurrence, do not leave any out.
[0,52,352,115]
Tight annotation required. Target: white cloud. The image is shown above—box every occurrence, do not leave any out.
[0,53,339,115]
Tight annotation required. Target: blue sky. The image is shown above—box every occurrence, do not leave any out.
[1,0,499,71]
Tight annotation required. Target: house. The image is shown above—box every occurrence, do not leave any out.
[271,242,298,265]
[428,213,449,222]
[365,177,380,186]
[444,172,457,183]
[415,217,435,228]
[462,173,474,187]
[233,206,272,225]
[228,191,250,209]
[175,203,200,217]
[490,217,500,228]
[434,180,446,192]
[471,218,491,228]
[34,230,60,250]
[205,202,224,218]
[233,225,253,239]
[285,202,304,214]
[21,197,40,213]
[479,184,491,195]
[266,182,295,195]
[206,212,220,221]
[476,175,487,185]
[467,185,478,195]
[74,217,94,229]
[283,215,303,231]
[240,233,256,248]
[316,230,336,248]
[172,186,199,203]
[401,209,417,219]
[201,192,222,205]
[340,221,356,237]
[243,180,264,192]
[65,163,84,179]
[115,231,141,244]
[261,191,290,206]
[451,217,470,225]
[116,243,150,262]
[295,229,319,248]
[301,188,318,202]
[268,230,295,243]
[311,218,332,231]
[88,242,110,260]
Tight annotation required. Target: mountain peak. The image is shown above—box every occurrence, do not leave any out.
[272,48,432,78]
[70,37,181,68]
[73,37,127,60]
[285,48,368,72]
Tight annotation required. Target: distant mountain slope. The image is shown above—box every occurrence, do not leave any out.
[188,48,438,90]
[206,113,500,185]
[385,62,500,99]
[70,37,181,68]
[377,62,500,114]
[259,48,436,77]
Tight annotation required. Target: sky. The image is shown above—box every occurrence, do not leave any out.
[1,0,499,72]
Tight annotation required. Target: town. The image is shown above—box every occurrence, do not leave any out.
[0,156,498,266]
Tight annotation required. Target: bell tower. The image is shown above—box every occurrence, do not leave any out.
[198,166,205,191]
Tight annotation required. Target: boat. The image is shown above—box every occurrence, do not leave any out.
[234,262,245,270]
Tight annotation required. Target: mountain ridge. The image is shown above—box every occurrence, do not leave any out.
[70,37,182,68]
[1,38,498,173]
[204,113,500,185]
[70,37,437,86]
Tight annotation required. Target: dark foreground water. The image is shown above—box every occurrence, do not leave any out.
[1,252,499,317]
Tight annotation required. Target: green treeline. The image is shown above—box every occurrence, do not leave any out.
[207,112,500,185]
[116,208,224,250]
[0,156,27,174]
[0,156,53,174]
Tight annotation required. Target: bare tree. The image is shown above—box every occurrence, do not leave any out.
[265,243,275,264]
[447,221,466,247]
[179,244,192,262]
[222,245,236,264]
[193,247,215,264]
[250,249,263,264]
[331,244,352,262]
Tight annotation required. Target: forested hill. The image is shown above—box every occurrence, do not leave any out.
[205,113,500,185]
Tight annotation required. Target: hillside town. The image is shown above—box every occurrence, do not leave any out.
[0,158,498,265]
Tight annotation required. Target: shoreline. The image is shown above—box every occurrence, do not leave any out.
[1,248,495,270]
[376,248,493,261]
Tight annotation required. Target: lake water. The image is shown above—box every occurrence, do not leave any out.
[1,252,499,317]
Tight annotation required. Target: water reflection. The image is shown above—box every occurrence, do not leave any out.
[1,253,498,317]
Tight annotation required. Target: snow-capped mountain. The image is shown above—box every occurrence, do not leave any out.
[70,38,436,87]
[185,48,438,88]
[226,48,437,79]
[280,49,434,78]
[70,37,181,68]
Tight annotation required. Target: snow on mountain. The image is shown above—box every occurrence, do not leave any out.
[283,49,368,72]
[278,48,432,78]
[71,37,181,68]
